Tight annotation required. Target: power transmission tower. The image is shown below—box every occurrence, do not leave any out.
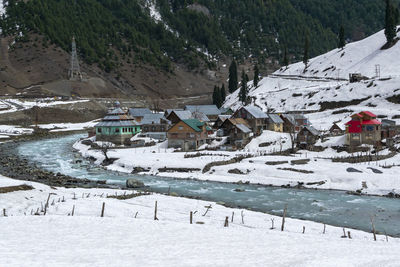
[69,36,82,81]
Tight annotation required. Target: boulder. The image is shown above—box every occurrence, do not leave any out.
[346,167,362,173]
[126,179,145,188]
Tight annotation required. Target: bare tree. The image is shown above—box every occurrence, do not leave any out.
[100,143,112,162]
[288,124,297,153]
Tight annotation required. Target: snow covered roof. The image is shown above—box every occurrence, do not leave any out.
[242,106,267,118]
[128,108,152,117]
[191,111,210,122]
[172,110,193,120]
[268,114,284,124]
[236,123,251,133]
[185,105,221,116]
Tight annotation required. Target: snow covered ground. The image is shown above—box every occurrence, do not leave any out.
[37,120,99,132]
[0,98,89,114]
[1,174,399,266]
[275,26,400,79]
[74,132,400,196]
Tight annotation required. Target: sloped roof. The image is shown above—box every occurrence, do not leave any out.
[236,123,251,133]
[182,119,206,132]
[242,106,267,118]
[171,110,193,120]
[191,111,210,122]
[268,114,284,124]
[185,105,221,116]
[223,118,250,128]
[140,113,165,125]
[360,111,377,118]
[108,108,125,115]
[302,125,320,136]
[216,115,231,122]
[128,108,152,117]
[95,120,137,127]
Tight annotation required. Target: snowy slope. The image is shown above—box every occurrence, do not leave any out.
[274,26,400,79]
[1,174,399,266]
[224,27,400,131]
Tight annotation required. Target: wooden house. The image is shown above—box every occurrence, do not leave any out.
[281,114,309,133]
[232,106,268,135]
[296,126,320,149]
[95,106,140,145]
[381,119,397,146]
[128,108,152,123]
[214,115,231,129]
[267,114,284,132]
[345,111,382,146]
[220,118,252,147]
[139,113,171,140]
[329,123,344,136]
[167,119,209,151]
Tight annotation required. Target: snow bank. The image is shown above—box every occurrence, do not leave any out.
[0,174,399,266]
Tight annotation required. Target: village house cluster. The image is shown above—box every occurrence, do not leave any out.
[93,102,398,152]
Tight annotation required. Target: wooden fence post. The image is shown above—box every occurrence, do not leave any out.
[231,211,234,223]
[101,202,105,217]
[281,204,287,231]
[347,231,352,239]
[3,208,6,217]
[302,226,305,234]
[323,223,326,234]
[190,211,193,224]
[224,216,229,227]
[370,216,377,241]
[154,201,158,220]
[72,205,75,216]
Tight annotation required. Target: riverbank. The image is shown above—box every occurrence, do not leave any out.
[1,174,399,266]
[73,136,400,197]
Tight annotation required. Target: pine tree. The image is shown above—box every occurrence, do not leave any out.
[338,25,345,49]
[283,45,289,67]
[303,34,309,68]
[220,84,226,102]
[228,60,238,93]
[212,85,218,106]
[215,86,222,108]
[239,70,248,104]
[385,0,396,44]
[253,64,259,88]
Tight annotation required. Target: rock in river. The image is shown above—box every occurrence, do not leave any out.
[126,179,145,188]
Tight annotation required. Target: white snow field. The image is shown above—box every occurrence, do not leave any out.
[0,174,399,267]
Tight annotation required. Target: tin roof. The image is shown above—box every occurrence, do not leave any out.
[171,110,193,120]
[95,120,137,127]
[268,114,284,124]
[108,108,126,115]
[182,119,206,132]
[302,125,320,136]
[185,105,221,116]
[128,108,152,117]
[241,106,268,118]
[140,113,165,125]
[236,123,251,133]
[191,111,210,122]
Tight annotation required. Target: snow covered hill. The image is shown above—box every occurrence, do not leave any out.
[224,27,400,131]
[274,26,400,79]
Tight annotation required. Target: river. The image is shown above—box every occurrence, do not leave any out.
[16,133,400,236]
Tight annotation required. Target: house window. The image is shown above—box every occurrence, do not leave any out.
[152,126,156,131]
[178,126,183,130]
[97,128,102,133]
[115,128,120,133]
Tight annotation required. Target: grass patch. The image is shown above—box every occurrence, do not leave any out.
[0,184,34,194]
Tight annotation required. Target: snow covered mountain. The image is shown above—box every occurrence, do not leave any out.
[224,27,400,131]
[274,26,400,79]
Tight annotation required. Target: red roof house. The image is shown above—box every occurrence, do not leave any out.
[345,111,381,146]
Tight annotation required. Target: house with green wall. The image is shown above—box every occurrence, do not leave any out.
[95,103,140,145]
